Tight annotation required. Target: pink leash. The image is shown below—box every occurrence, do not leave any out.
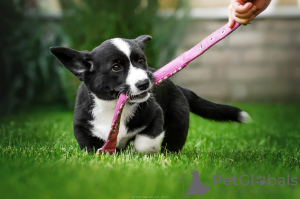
[98,22,240,154]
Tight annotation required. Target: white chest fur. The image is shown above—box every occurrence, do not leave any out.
[89,95,141,148]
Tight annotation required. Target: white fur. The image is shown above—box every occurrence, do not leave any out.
[88,61,94,71]
[90,94,145,148]
[110,38,150,96]
[118,126,146,149]
[134,132,165,154]
[110,38,131,58]
[129,93,151,104]
[75,69,86,73]
[238,111,252,123]
[126,64,150,94]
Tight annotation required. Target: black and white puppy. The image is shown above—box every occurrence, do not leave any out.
[50,35,250,154]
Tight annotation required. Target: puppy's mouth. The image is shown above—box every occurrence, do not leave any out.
[129,91,150,103]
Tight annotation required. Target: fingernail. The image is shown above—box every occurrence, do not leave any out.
[252,6,257,12]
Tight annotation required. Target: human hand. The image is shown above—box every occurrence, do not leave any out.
[228,0,272,28]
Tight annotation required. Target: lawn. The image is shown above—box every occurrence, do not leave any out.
[0,104,300,199]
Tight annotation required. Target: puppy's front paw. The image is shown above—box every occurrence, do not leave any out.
[133,133,164,154]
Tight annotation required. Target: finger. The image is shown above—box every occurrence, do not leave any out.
[228,18,235,28]
[228,15,235,28]
[233,14,255,25]
[232,1,253,14]
[234,5,257,19]
[228,5,235,28]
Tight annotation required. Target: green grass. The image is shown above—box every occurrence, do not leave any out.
[1,104,300,199]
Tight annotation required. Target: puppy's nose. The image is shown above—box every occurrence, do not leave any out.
[135,79,150,91]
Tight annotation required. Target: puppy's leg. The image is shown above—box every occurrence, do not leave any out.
[161,89,190,153]
[74,125,105,153]
[134,132,165,154]
[133,114,164,154]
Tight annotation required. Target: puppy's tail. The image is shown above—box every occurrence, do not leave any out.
[178,86,251,123]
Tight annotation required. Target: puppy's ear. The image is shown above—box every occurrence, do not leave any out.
[50,47,93,81]
[135,35,152,50]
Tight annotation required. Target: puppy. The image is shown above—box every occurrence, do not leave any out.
[50,35,250,154]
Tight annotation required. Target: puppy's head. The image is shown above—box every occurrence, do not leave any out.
[50,35,154,103]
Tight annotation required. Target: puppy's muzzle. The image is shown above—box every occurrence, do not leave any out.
[135,79,150,91]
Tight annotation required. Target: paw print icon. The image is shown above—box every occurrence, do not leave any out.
[256,175,266,185]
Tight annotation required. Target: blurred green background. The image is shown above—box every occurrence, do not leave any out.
[1,0,299,115]
[0,0,189,115]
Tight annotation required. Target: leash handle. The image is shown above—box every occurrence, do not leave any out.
[99,22,240,154]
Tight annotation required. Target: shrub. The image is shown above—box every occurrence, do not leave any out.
[0,0,65,115]
[0,0,189,115]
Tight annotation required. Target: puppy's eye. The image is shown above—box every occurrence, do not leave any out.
[138,58,145,65]
[112,64,122,72]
